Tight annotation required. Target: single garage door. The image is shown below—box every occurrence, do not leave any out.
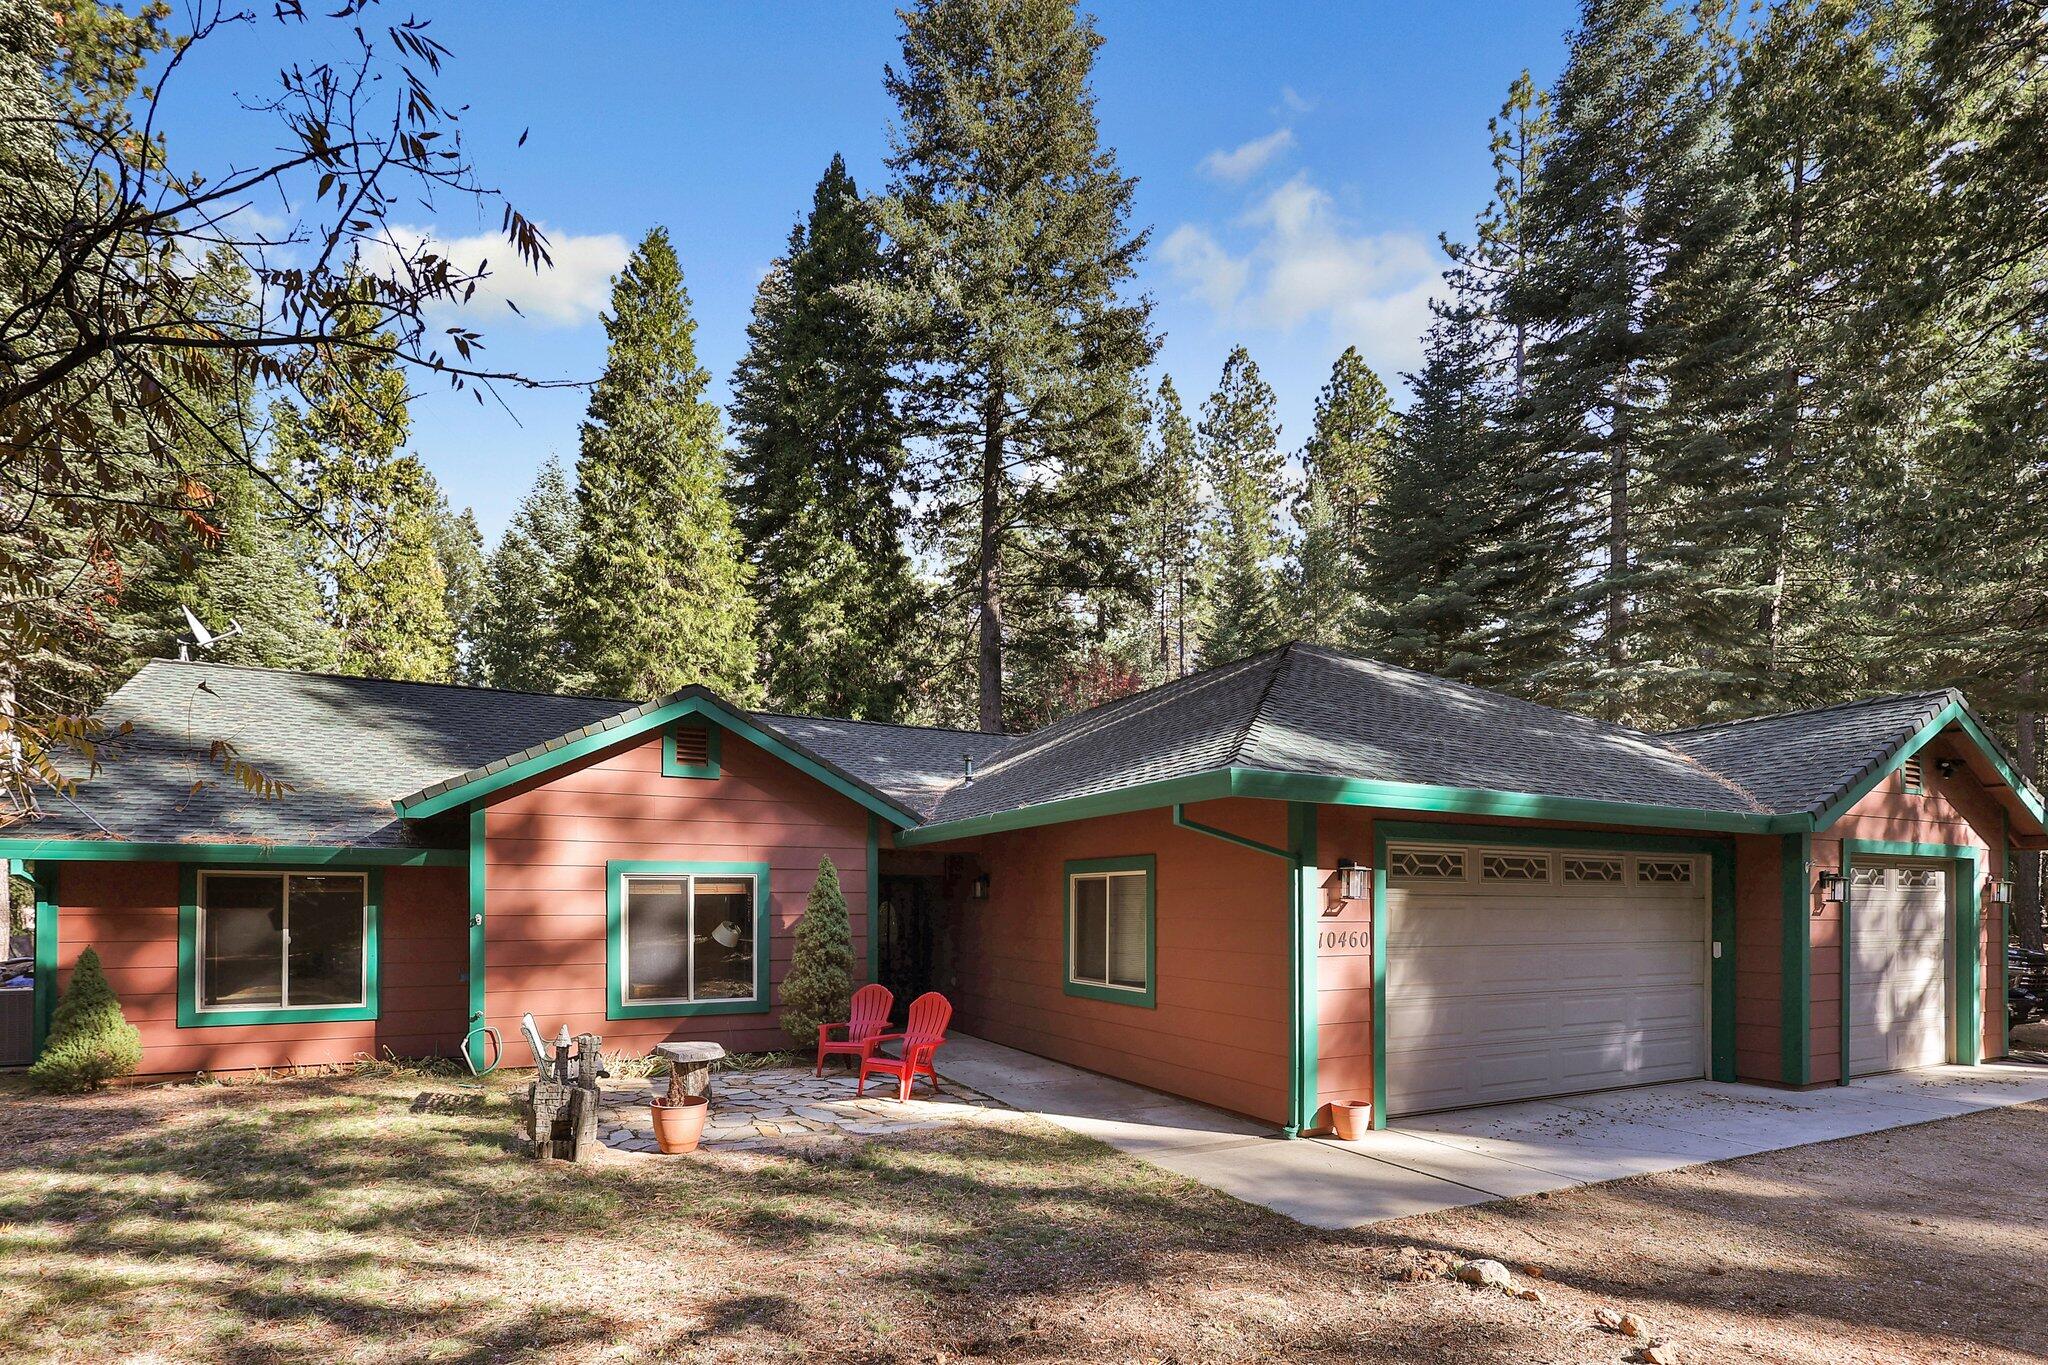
[1847,860,1950,1076]
[1383,842,1710,1117]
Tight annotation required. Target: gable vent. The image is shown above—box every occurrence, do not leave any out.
[1902,755,1925,793]
[671,726,712,767]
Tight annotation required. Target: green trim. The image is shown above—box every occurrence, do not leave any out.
[1287,802,1318,1139]
[1814,702,2046,833]
[1371,820,1738,1128]
[899,767,1780,847]
[177,865,381,1027]
[1780,832,1812,1086]
[1838,839,1983,1083]
[1061,855,1157,1009]
[1171,803,1288,859]
[465,807,488,1071]
[866,813,881,986]
[0,840,460,866]
[31,862,58,1057]
[605,859,772,1019]
[393,693,918,826]
[661,721,722,779]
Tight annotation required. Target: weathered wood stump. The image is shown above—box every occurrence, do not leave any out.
[522,1030,606,1161]
[655,1040,726,1104]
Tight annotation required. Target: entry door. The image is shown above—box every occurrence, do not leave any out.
[1848,860,1950,1076]
[1383,843,1710,1117]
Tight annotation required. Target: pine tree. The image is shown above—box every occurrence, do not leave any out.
[1289,348,1396,643]
[866,0,1157,732]
[27,947,141,1092]
[779,856,855,1047]
[730,156,920,720]
[424,477,486,682]
[1133,377,1203,678]
[1196,346,1289,664]
[474,456,578,693]
[273,293,455,682]
[562,228,757,701]
[187,459,336,671]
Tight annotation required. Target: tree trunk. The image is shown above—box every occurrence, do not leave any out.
[2018,677,2044,953]
[1606,373,1631,702]
[1759,139,1807,681]
[976,390,1006,734]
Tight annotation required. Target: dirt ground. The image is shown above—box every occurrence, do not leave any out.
[0,1062,2043,1364]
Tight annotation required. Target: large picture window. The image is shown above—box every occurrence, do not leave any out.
[180,869,378,1027]
[607,861,770,1018]
[1064,856,1155,1007]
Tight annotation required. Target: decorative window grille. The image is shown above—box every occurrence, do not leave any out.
[1563,856,1625,884]
[1482,852,1551,882]
[1389,847,1465,881]
[1899,867,1941,889]
[1635,857,1695,885]
[1851,866,1885,888]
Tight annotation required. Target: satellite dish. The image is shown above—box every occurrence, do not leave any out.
[177,605,242,661]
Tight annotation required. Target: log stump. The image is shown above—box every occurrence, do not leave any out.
[655,1041,727,1104]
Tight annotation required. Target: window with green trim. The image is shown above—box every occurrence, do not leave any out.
[1064,856,1155,1007]
[614,867,763,1010]
[196,871,368,1013]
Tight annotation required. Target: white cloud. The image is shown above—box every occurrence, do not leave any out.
[1199,127,1296,183]
[1161,173,1440,371]
[370,225,630,327]
[1279,86,1314,115]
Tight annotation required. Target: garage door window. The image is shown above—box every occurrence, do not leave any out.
[1064,856,1155,1008]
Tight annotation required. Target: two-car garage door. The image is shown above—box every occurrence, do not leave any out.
[1382,842,1710,1117]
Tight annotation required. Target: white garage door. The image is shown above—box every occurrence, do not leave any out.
[1384,843,1709,1117]
[1848,860,1950,1077]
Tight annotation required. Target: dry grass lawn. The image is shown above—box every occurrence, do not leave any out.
[1,1061,2044,1364]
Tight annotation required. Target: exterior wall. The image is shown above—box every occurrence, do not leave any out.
[946,800,1294,1125]
[1812,734,2010,1077]
[480,726,873,1057]
[1731,834,1785,1084]
[50,860,465,1076]
[1315,806,1373,1121]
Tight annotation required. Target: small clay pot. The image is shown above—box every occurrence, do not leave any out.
[650,1092,710,1153]
[1327,1099,1372,1141]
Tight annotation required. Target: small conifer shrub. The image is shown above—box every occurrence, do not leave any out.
[779,856,855,1047]
[28,947,143,1092]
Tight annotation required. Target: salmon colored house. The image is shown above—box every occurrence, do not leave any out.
[7,643,2043,1136]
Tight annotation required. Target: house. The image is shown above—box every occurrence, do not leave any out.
[6,642,2042,1136]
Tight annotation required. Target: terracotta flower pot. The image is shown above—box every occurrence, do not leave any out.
[1327,1099,1372,1141]
[650,1093,709,1153]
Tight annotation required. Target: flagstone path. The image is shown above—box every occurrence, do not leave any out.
[596,1063,1012,1154]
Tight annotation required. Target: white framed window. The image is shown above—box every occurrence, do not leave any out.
[1065,857,1154,1006]
[616,869,761,1008]
[195,871,369,1012]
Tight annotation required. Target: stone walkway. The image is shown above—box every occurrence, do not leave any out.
[597,1063,1011,1154]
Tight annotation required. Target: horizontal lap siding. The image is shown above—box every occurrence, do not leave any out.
[482,728,871,1058]
[1815,736,2007,1077]
[1732,834,1784,1083]
[51,862,465,1076]
[947,801,1291,1125]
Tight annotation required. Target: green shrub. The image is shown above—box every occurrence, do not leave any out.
[779,856,855,1047]
[29,947,142,1092]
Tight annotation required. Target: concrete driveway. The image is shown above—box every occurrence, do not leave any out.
[939,1034,2048,1230]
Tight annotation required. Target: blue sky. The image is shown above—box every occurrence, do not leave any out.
[167,2,1578,542]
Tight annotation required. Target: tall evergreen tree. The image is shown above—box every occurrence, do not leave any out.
[271,295,455,682]
[1289,347,1396,642]
[730,156,920,720]
[424,479,486,682]
[562,228,757,700]
[185,460,336,672]
[1196,347,1289,664]
[474,456,578,693]
[866,0,1157,732]
[1133,377,1203,678]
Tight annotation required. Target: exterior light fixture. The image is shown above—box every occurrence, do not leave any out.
[1337,859,1369,902]
[1986,877,2014,907]
[1816,869,1847,905]
[970,872,990,901]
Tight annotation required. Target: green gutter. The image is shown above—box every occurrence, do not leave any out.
[0,840,462,866]
[464,807,489,1072]
[1169,801,1319,1138]
[32,862,58,1058]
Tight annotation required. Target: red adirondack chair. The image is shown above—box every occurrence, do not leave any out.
[857,991,953,1102]
[815,983,895,1076]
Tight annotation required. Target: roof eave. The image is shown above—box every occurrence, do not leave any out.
[1808,700,2048,836]
[392,692,920,828]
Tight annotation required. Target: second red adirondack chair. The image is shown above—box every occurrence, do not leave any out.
[815,982,894,1076]
[857,991,953,1102]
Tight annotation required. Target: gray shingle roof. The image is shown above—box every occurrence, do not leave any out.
[7,645,2026,850]
[925,644,1767,824]
[1658,690,1958,817]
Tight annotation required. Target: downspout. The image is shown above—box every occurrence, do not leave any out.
[1172,802,1320,1138]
